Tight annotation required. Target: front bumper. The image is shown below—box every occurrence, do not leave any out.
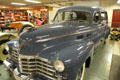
[4,59,65,80]
[13,68,28,80]
[4,59,28,80]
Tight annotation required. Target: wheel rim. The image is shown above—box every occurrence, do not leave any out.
[76,63,85,80]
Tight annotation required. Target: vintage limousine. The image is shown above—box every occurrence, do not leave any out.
[4,6,110,80]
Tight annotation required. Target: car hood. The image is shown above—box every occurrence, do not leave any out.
[19,22,93,58]
[20,22,91,39]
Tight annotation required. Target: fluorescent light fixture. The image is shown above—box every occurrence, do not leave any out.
[2,6,6,8]
[46,4,60,7]
[92,6,98,8]
[25,0,41,3]
[20,7,24,9]
[117,0,120,4]
[11,2,26,5]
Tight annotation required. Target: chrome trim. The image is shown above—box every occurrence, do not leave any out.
[19,54,57,80]
[3,59,11,69]
[36,29,95,43]
[9,49,19,62]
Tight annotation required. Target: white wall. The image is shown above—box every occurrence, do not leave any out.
[73,1,100,6]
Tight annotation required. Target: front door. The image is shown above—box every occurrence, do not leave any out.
[111,9,120,28]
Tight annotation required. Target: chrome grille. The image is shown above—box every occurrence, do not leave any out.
[19,55,57,80]
[9,49,19,62]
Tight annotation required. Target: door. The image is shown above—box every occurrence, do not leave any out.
[111,9,120,28]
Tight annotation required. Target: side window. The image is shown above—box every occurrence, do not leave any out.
[100,12,108,24]
[64,12,77,21]
[94,12,101,24]
[64,12,71,21]
[55,12,63,22]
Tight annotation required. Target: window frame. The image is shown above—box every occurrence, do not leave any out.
[93,11,101,24]
[100,11,108,24]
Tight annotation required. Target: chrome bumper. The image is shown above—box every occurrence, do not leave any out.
[3,59,13,71]
[4,59,64,80]
[13,68,28,80]
[4,59,28,80]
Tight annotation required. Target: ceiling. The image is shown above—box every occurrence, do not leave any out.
[0,0,100,8]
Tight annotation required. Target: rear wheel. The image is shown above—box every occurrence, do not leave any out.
[76,63,85,80]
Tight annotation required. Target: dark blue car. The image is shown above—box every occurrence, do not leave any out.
[4,6,110,80]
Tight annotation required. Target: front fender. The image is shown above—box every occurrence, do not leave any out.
[0,34,17,61]
[55,41,94,80]
[0,34,17,42]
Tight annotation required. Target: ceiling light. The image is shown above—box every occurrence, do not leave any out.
[20,8,24,9]
[11,2,26,6]
[117,0,120,4]
[46,4,60,7]
[25,0,41,3]
[2,6,6,8]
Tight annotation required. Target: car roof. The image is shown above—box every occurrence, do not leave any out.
[58,6,105,13]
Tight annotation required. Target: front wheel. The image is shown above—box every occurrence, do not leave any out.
[0,43,9,62]
[76,63,85,80]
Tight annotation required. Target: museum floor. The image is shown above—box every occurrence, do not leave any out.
[0,39,119,80]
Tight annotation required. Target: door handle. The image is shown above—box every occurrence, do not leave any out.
[87,33,92,37]
[77,35,83,39]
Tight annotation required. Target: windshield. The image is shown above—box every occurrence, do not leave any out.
[54,11,91,23]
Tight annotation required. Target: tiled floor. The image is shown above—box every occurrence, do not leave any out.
[0,39,119,80]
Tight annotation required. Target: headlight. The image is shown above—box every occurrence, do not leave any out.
[54,60,65,72]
